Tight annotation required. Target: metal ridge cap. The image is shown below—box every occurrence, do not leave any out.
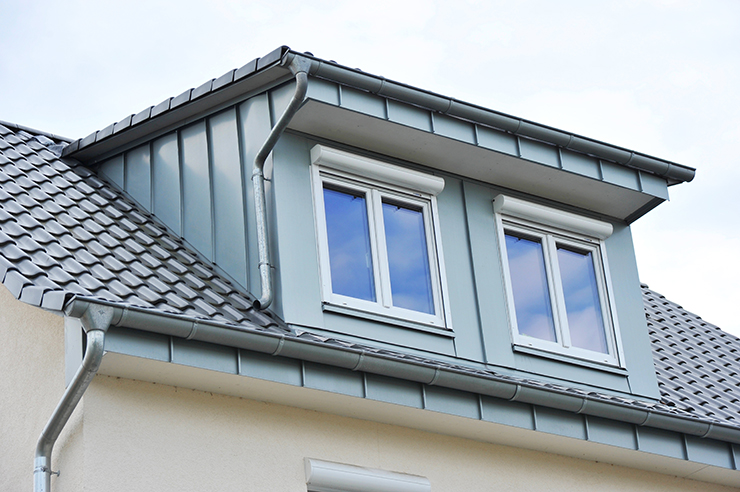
[64,296,740,444]
[62,46,293,160]
[0,119,73,143]
[286,49,696,184]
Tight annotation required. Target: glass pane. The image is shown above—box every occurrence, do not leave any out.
[323,187,375,302]
[505,234,557,342]
[557,246,608,353]
[383,201,434,314]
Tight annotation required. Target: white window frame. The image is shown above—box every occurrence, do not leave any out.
[493,195,624,367]
[311,145,451,329]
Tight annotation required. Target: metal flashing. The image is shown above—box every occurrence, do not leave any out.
[59,47,694,190]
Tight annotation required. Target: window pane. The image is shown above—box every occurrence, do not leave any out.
[505,234,557,342]
[557,247,608,353]
[383,202,434,314]
[323,187,375,302]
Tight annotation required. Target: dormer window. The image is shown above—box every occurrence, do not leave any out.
[311,145,450,328]
[494,195,622,366]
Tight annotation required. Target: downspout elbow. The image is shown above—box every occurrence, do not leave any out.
[34,303,114,492]
[252,56,311,310]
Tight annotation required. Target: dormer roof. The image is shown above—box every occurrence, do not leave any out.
[61,47,695,223]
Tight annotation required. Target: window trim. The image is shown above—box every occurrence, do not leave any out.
[311,145,451,329]
[494,195,624,367]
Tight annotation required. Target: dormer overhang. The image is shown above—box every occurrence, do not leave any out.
[63,47,695,222]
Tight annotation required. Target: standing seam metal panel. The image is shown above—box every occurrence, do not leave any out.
[124,144,151,209]
[151,132,181,235]
[208,109,248,288]
[180,121,213,260]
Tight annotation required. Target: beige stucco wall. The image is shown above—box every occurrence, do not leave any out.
[66,373,737,492]
[1,283,737,491]
[0,284,74,491]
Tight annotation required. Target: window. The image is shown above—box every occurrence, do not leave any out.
[311,145,449,328]
[494,195,622,366]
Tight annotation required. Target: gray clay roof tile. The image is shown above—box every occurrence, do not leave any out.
[0,123,285,332]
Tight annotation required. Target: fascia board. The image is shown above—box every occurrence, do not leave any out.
[296,50,695,185]
[66,296,740,448]
[288,100,658,221]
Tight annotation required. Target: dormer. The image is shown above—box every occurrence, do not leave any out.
[62,46,695,403]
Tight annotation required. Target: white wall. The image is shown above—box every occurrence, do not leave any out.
[0,285,81,491]
[74,374,738,492]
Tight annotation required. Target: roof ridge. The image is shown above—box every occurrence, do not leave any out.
[0,120,73,144]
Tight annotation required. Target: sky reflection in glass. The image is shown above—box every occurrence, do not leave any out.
[323,187,375,302]
[505,234,556,342]
[383,202,434,314]
[557,247,607,353]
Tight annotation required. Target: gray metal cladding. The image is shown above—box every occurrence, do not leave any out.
[180,121,213,260]
[94,95,272,293]
[124,144,151,209]
[151,132,181,235]
[208,109,247,288]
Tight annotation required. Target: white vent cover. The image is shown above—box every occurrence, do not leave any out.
[305,458,431,492]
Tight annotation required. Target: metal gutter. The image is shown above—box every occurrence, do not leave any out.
[58,46,694,185]
[291,51,695,185]
[252,53,311,310]
[34,303,114,492]
[64,296,740,446]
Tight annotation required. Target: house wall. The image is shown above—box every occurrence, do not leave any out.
[0,284,83,492]
[69,374,737,492]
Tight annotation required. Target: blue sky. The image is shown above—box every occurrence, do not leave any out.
[2,0,739,335]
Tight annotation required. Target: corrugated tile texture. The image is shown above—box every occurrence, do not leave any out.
[644,284,740,424]
[0,122,283,332]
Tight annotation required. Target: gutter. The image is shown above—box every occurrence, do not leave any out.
[64,296,740,446]
[290,51,695,185]
[59,46,695,186]
[252,52,311,310]
[34,303,114,492]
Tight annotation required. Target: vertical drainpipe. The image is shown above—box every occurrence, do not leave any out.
[34,303,114,492]
[252,54,311,310]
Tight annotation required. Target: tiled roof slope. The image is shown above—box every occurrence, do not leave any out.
[2,120,740,431]
[0,121,283,332]
[644,284,740,423]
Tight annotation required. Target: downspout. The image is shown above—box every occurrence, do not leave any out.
[252,54,311,310]
[34,304,114,492]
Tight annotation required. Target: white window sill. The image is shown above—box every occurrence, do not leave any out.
[322,303,455,338]
[513,344,628,376]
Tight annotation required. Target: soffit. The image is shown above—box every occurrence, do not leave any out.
[288,100,658,221]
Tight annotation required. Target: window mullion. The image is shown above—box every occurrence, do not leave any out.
[546,235,571,348]
[422,202,442,319]
[371,189,393,308]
